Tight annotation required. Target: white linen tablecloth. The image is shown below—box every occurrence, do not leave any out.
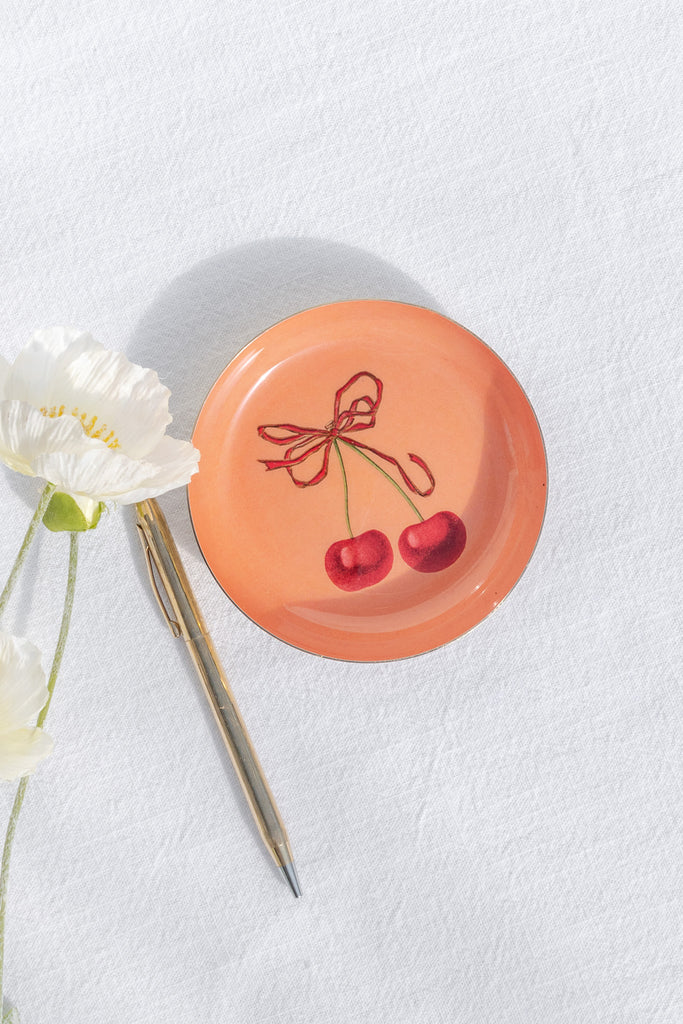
[1,1,680,1021]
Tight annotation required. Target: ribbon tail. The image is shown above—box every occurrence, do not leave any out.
[351,441,436,496]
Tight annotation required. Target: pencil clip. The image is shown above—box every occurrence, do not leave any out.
[135,523,182,638]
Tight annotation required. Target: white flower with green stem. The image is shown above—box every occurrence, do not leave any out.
[0,327,200,1021]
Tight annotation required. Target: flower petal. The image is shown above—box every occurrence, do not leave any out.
[0,632,48,731]
[70,492,104,526]
[34,432,199,504]
[5,328,102,410]
[0,400,95,475]
[112,434,200,503]
[59,346,173,457]
[5,329,173,458]
[30,326,98,360]
[128,433,201,497]
[0,727,53,780]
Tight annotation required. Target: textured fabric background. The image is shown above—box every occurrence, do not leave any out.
[0,1,681,1022]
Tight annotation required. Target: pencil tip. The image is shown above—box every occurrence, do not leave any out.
[280,861,302,898]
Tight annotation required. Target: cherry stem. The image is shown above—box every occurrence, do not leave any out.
[333,440,353,538]
[339,439,424,522]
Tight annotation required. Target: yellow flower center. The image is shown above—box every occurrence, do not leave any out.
[40,404,120,449]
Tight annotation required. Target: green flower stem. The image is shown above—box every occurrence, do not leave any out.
[0,483,55,622]
[36,533,78,729]
[0,778,28,1024]
[338,439,424,522]
[0,531,79,1017]
[333,440,353,538]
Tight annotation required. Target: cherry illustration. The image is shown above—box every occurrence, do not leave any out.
[325,529,393,591]
[257,372,466,591]
[398,510,466,573]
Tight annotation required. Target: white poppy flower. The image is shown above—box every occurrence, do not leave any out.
[0,632,52,781]
[0,327,199,515]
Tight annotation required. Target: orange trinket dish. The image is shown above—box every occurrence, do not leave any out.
[189,300,547,661]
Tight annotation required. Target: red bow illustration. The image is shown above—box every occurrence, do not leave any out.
[257,371,435,493]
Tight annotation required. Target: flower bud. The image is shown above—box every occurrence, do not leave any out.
[42,492,105,532]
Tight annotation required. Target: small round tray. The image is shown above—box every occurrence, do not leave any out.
[189,301,547,661]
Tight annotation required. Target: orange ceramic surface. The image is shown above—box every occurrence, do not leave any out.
[189,301,547,661]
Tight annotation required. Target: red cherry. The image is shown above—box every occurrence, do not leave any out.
[398,511,466,573]
[325,530,393,591]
